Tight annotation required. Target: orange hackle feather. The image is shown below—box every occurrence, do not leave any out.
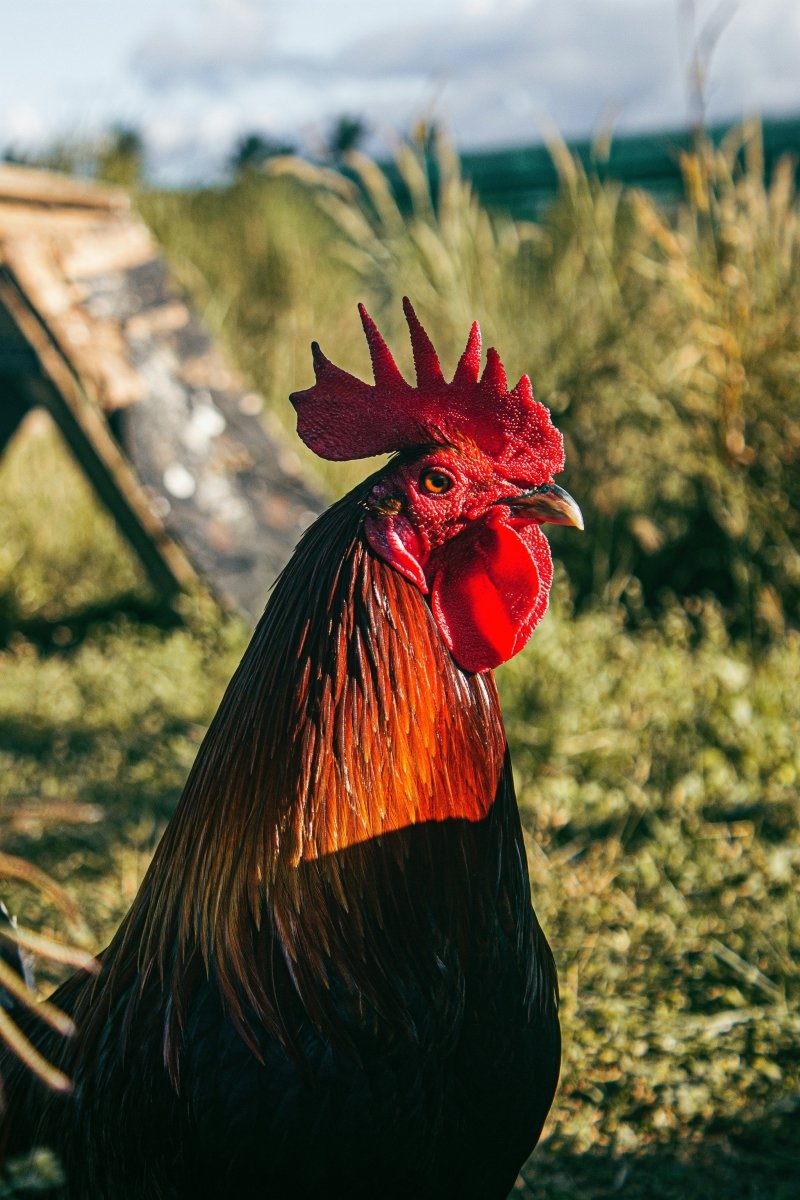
[61,476,509,1084]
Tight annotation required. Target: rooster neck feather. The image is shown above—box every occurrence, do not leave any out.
[74,476,544,1080]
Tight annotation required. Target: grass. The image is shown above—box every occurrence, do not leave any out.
[503,597,800,1196]
[2,125,799,1195]
[140,124,800,633]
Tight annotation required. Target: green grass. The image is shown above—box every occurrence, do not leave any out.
[2,126,800,1196]
[503,596,800,1196]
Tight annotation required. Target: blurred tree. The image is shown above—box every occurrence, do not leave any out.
[229,132,296,176]
[2,139,99,177]
[14,140,89,175]
[326,114,367,162]
[2,148,32,165]
[96,127,144,189]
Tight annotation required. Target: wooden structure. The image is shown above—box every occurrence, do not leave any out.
[0,165,323,623]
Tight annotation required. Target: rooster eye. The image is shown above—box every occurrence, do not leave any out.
[420,468,454,495]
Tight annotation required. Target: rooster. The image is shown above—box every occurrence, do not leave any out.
[0,299,582,1199]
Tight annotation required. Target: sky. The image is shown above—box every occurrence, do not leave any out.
[2,0,800,182]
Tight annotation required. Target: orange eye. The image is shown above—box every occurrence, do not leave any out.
[420,468,454,495]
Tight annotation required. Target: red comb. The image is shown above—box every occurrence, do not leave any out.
[290,298,564,483]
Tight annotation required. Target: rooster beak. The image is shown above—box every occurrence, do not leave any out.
[497,483,584,530]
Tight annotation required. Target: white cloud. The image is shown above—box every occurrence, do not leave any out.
[309,0,800,146]
[0,104,48,149]
[3,0,800,182]
[130,0,277,92]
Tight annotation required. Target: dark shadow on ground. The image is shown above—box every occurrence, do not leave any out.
[0,592,182,653]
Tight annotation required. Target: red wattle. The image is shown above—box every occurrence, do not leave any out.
[429,513,551,673]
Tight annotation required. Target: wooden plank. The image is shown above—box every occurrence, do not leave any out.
[0,165,127,213]
[0,205,114,240]
[56,219,154,280]
[0,268,198,603]
[116,256,325,619]
[2,234,146,411]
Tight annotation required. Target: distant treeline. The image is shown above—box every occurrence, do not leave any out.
[390,115,800,218]
[5,114,799,217]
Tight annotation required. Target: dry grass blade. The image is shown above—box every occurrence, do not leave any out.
[7,799,104,835]
[2,925,98,974]
[0,1008,71,1095]
[0,850,91,1098]
[0,959,75,1039]
[343,150,405,234]
[0,852,80,925]
[263,154,358,201]
[394,142,435,219]
[710,938,784,1004]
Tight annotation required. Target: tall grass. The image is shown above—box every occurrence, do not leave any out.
[141,123,800,635]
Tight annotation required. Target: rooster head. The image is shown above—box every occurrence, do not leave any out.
[291,299,582,673]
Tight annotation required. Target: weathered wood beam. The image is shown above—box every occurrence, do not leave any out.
[0,166,127,213]
[0,269,198,604]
